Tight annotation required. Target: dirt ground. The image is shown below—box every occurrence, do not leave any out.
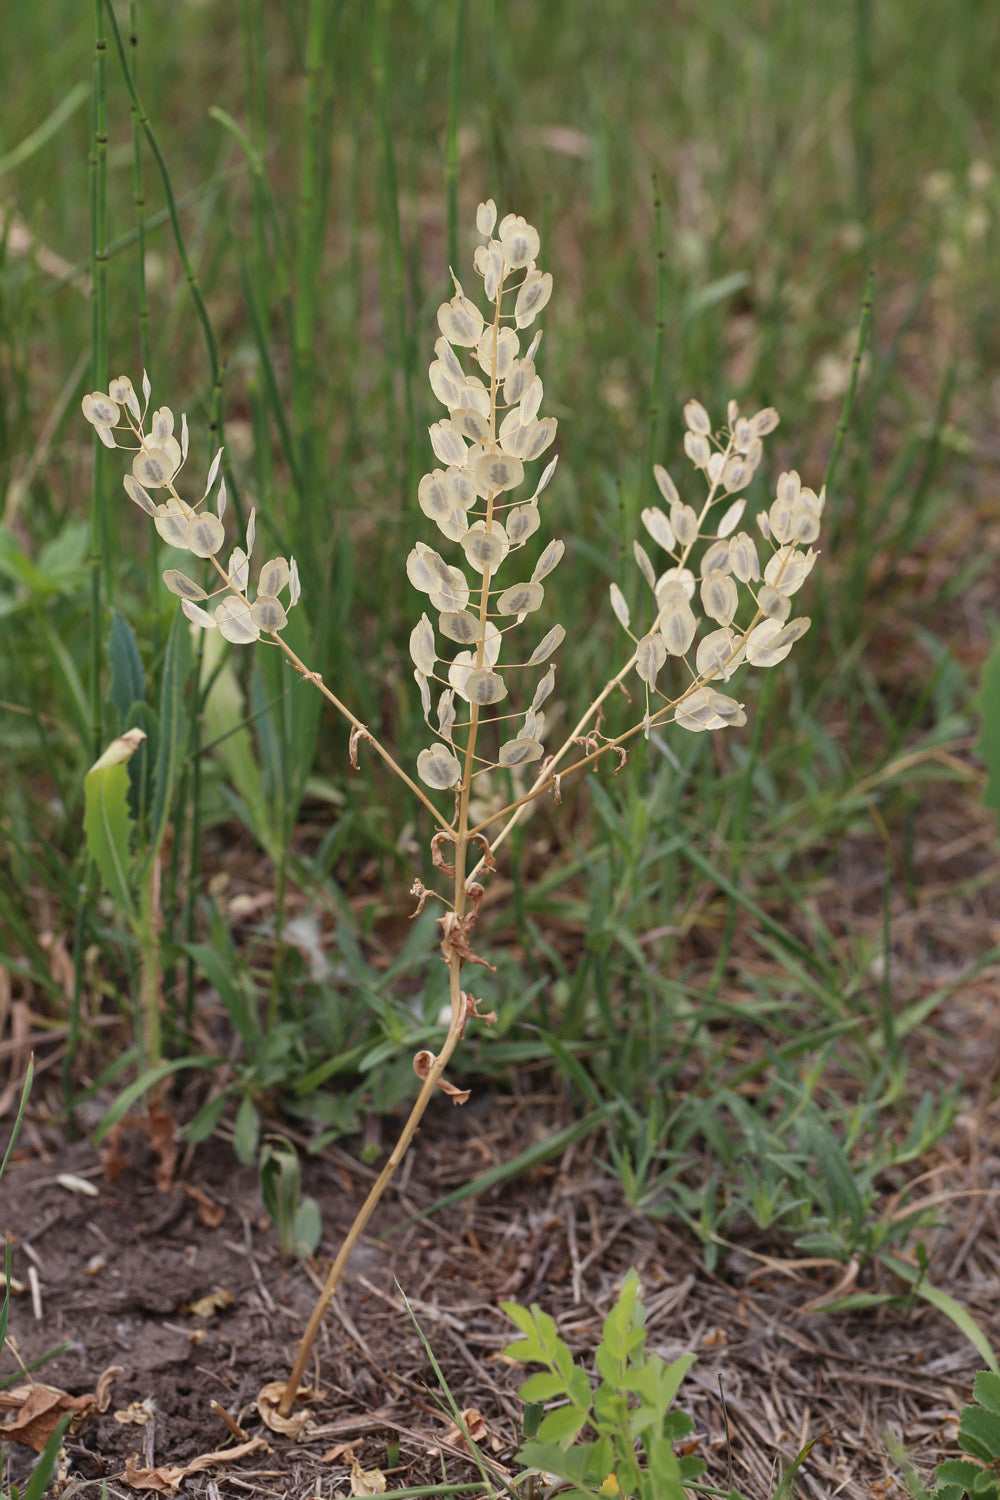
[3,1079,999,1500]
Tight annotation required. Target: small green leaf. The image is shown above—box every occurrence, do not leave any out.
[537,1403,589,1447]
[294,1196,322,1257]
[108,609,146,729]
[519,1371,570,1402]
[974,1371,1000,1415]
[83,729,148,918]
[234,1095,260,1165]
[977,634,1000,831]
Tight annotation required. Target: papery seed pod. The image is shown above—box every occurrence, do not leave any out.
[438,609,480,644]
[633,541,656,589]
[700,539,732,577]
[769,497,794,544]
[214,596,260,644]
[531,538,564,583]
[108,377,138,416]
[675,686,746,733]
[764,545,816,596]
[246,509,256,557]
[696,629,745,682]
[134,448,176,489]
[429,421,468,468]
[251,596,288,632]
[123,475,156,516]
[498,214,540,269]
[187,513,226,559]
[716,499,746,538]
[503,359,534,406]
[476,199,498,236]
[475,325,518,379]
[707,452,725,486]
[216,478,227,520]
[659,596,698,657]
[153,499,189,548]
[641,507,676,553]
[745,616,809,667]
[475,452,524,495]
[500,416,556,462]
[522,706,545,740]
[790,504,821,544]
[463,667,507,705]
[437,689,456,742]
[520,376,544,426]
[609,582,630,630]
[151,407,174,444]
[758,584,792,621]
[527,623,565,665]
[163,570,207,601]
[409,613,437,675]
[437,295,484,347]
[535,455,559,497]
[453,407,491,442]
[499,737,543,766]
[722,457,748,492]
[228,547,250,593]
[481,243,504,302]
[258,557,290,598]
[288,558,301,607]
[684,431,711,470]
[751,407,780,436]
[435,337,464,381]
[670,501,699,547]
[418,745,461,789]
[496,581,544,616]
[532,665,556,708]
[507,502,541,545]
[777,470,801,506]
[429,360,466,409]
[732,418,753,452]
[653,464,679,506]
[206,448,224,493]
[655,566,696,600]
[515,269,552,326]
[700,571,738,626]
[180,413,190,462]
[462,522,509,574]
[181,598,216,630]
[141,370,152,405]
[636,631,667,686]
[684,399,711,435]
[414,669,432,718]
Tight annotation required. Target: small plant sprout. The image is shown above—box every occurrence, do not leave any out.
[82,200,823,1415]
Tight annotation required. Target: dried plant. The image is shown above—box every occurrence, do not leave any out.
[82,200,824,1413]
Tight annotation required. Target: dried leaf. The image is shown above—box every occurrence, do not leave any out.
[121,1436,268,1492]
[349,1457,388,1495]
[255,1381,319,1439]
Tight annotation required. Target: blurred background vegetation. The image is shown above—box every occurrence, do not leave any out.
[1,0,998,1261]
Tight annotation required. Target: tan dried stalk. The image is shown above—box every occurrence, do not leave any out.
[83,201,823,1416]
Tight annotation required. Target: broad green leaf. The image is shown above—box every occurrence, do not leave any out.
[149,605,193,860]
[234,1094,260,1165]
[294,1196,322,1257]
[84,729,147,917]
[536,1404,590,1448]
[518,1371,570,1402]
[974,1371,1000,1415]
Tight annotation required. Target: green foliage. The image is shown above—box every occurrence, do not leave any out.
[503,1271,705,1500]
[258,1136,322,1260]
[976,635,1000,832]
[928,1373,1000,1500]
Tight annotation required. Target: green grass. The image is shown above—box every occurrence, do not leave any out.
[1,0,998,1261]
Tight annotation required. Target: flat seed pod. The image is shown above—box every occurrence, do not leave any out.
[496,581,544,615]
[609,582,630,630]
[181,598,216,630]
[700,539,732,576]
[756,510,772,541]
[532,664,556,707]
[728,532,760,583]
[758,584,791,621]
[716,498,746,538]
[476,199,498,235]
[452,407,491,442]
[522,707,545,741]
[429,359,465,408]
[82,392,120,427]
[499,737,543,766]
[733,418,754,452]
[659,597,697,657]
[475,451,524,495]
[527,623,565,665]
[700,571,738,626]
[531,538,564,583]
[180,413,190,461]
[141,370,151,404]
[462,522,509,573]
[429,421,468,467]
[437,297,484,348]
[633,541,655,589]
[151,406,174,444]
[670,501,699,547]
[482,620,502,664]
[683,431,711,470]
[438,609,480,644]
[463,667,507,705]
[437,689,456,741]
[499,216,540,269]
[684,399,711,435]
[417,745,461,790]
[435,337,465,381]
[722,457,749,492]
[251,595,289,632]
[777,470,801,506]
[228,547,250,593]
[476,325,518,379]
[206,447,224,493]
[409,613,436,675]
[790,504,821,544]
[246,508,256,556]
[752,407,780,436]
[482,243,504,302]
[134,447,176,489]
[636,631,667,686]
[675,686,746,733]
[187,513,226,559]
[429,564,470,613]
[406,544,448,594]
[520,375,544,425]
[764,545,816,596]
[289,558,301,607]
[745,617,801,667]
[641,507,675,553]
[535,454,558,497]
[216,478,227,520]
[445,467,478,511]
[153,500,190,549]
[414,669,432,718]
[653,464,679,505]
[163,570,207,602]
[123,475,156,516]
[507,502,540,545]
[655,567,696,602]
[696,629,745,682]
[516,416,557,462]
[503,360,534,406]
[515,269,552,327]
[707,452,725,486]
[214,596,260,644]
[108,376,136,412]
[769,498,794,544]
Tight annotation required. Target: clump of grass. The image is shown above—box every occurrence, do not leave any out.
[81,200,824,1413]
